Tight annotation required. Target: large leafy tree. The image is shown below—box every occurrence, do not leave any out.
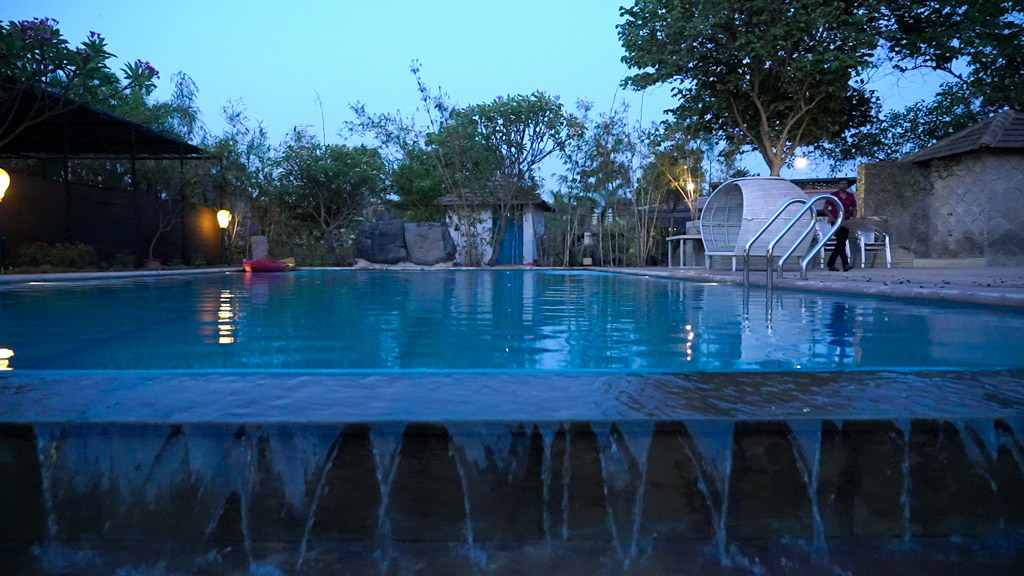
[619,0,881,175]
[0,17,158,148]
[882,0,1024,111]
[816,1,1024,165]
[274,128,387,265]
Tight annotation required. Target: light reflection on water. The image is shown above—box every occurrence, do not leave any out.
[0,270,1022,372]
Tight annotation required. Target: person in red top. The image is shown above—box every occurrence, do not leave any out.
[825,179,857,271]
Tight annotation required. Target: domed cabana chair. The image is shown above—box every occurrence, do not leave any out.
[699,177,816,270]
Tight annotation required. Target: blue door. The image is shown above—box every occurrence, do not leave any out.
[495,216,523,265]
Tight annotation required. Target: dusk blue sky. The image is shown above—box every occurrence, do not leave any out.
[6,1,947,183]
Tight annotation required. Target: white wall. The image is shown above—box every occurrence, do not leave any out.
[447,208,493,266]
[523,209,536,265]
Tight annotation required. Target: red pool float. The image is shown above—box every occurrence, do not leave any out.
[243,258,292,273]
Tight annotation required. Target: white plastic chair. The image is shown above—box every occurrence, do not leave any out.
[855,226,891,268]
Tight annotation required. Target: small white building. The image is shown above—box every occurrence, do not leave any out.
[441,193,551,266]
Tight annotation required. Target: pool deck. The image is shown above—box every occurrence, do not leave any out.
[1,264,1024,308]
[612,265,1024,308]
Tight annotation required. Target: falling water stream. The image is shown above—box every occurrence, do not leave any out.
[685,421,736,565]
[449,439,487,570]
[788,421,828,565]
[369,423,404,573]
[13,416,1024,574]
[538,423,560,545]
[893,419,912,543]
[955,420,998,494]
[295,437,341,572]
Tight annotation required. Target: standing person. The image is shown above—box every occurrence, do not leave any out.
[825,179,857,271]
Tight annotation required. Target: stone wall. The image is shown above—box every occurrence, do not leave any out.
[859,161,932,258]
[3,418,1022,574]
[927,151,1024,264]
[860,152,1024,264]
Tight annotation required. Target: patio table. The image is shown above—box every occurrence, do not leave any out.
[667,234,703,267]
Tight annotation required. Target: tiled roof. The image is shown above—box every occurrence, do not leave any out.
[903,109,1024,163]
[440,190,551,210]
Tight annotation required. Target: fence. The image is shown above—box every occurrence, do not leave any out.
[0,172,222,266]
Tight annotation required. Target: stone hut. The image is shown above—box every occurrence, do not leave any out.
[859,110,1024,265]
[441,192,550,266]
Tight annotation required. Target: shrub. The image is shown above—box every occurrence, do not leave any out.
[110,253,137,269]
[10,242,99,269]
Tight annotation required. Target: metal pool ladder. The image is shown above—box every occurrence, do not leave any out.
[742,194,845,289]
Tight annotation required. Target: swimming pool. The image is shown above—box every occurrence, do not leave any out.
[2,270,1023,575]
[2,269,1023,373]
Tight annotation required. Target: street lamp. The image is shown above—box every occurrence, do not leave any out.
[0,168,9,271]
[217,209,232,265]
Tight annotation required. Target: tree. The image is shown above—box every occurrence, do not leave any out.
[274,128,387,265]
[350,65,501,266]
[814,2,1024,166]
[619,0,881,176]
[576,106,633,266]
[551,101,599,266]
[460,92,573,265]
[0,17,158,148]
[881,0,1024,111]
[390,147,446,222]
[206,101,275,261]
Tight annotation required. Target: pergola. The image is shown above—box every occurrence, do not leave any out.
[0,86,206,182]
[0,87,211,267]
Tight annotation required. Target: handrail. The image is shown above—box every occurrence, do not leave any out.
[775,217,820,279]
[742,198,806,286]
[765,194,844,290]
[776,194,844,279]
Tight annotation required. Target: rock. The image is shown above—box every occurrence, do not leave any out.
[354,220,408,264]
[404,222,457,265]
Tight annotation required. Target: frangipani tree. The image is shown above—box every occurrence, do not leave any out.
[0,17,158,147]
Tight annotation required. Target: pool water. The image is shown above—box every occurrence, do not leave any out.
[1,269,1023,372]
[3,270,1024,575]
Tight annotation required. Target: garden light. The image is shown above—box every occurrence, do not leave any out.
[217,209,232,229]
[0,168,10,202]
[0,168,8,270]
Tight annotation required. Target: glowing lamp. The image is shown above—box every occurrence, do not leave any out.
[217,209,232,229]
[0,168,9,202]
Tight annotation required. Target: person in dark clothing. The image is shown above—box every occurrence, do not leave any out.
[825,179,857,271]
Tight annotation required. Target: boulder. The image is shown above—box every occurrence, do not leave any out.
[404,223,457,265]
[354,220,408,264]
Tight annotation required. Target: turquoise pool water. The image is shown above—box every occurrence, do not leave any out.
[3,271,1024,576]
[1,269,1022,372]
